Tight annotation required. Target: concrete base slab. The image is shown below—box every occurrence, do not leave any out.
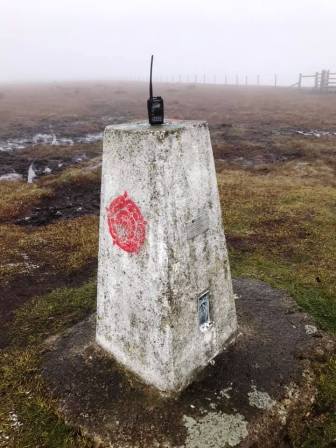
[42,278,334,448]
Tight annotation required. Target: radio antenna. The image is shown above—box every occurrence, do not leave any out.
[147,54,164,125]
[149,55,154,98]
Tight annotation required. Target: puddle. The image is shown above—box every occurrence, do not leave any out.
[0,131,103,152]
[292,129,336,138]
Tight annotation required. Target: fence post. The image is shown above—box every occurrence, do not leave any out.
[298,73,302,89]
[225,75,228,85]
[326,70,330,92]
[274,74,278,88]
[314,72,319,89]
[320,70,327,92]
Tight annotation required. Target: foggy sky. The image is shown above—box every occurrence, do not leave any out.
[1,0,335,86]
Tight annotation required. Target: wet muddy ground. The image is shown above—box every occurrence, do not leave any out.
[15,176,101,226]
[2,121,336,187]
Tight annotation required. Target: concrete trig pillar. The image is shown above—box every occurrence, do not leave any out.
[96,120,237,393]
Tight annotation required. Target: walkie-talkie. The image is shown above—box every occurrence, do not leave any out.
[147,55,164,125]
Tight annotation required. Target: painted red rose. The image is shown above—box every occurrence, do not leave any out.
[106,192,146,253]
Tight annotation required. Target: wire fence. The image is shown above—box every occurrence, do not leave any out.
[129,73,281,87]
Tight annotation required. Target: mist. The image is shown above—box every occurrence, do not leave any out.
[1,0,336,86]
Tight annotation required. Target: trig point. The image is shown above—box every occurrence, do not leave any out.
[96,120,237,393]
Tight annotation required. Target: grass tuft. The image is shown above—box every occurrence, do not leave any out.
[219,169,336,333]
[10,280,97,346]
[0,215,98,286]
[288,357,336,448]
[219,167,336,447]
[0,347,93,448]
[1,280,97,447]
[0,182,51,222]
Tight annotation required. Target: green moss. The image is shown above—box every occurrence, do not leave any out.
[10,280,97,346]
[0,182,51,222]
[41,165,100,190]
[293,416,336,448]
[15,402,90,448]
[0,347,93,448]
[287,357,336,448]
[0,215,98,286]
[230,252,336,333]
[318,357,336,412]
[220,169,336,333]
[219,167,336,447]
[1,281,97,447]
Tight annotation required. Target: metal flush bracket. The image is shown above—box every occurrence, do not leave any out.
[198,290,213,332]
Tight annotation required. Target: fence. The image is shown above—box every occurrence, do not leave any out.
[292,70,336,93]
[132,74,280,88]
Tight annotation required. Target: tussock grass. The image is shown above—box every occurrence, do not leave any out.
[219,169,336,333]
[219,167,336,448]
[0,215,98,286]
[19,142,101,160]
[0,167,100,446]
[41,164,101,190]
[287,357,336,448]
[26,215,99,273]
[1,279,97,447]
[0,162,100,226]
[1,316,94,447]
[0,170,99,445]
[0,182,51,222]
[10,280,97,346]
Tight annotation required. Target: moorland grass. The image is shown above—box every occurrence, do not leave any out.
[40,164,101,190]
[1,280,97,447]
[219,165,336,447]
[0,182,51,222]
[0,215,98,286]
[10,280,97,346]
[0,154,335,446]
[1,318,94,448]
[219,167,336,333]
[287,356,336,448]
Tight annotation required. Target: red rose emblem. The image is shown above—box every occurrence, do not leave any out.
[106,192,146,253]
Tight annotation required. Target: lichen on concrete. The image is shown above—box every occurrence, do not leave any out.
[305,324,318,335]
[183,412,248,447]
[248,385,276,410]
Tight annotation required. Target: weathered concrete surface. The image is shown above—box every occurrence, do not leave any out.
[97,120,237,392]
[42,278,335,448]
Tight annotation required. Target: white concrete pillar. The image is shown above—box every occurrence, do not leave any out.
[96,120,237,393]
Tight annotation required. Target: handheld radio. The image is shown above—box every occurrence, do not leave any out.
[147,55,164,125]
